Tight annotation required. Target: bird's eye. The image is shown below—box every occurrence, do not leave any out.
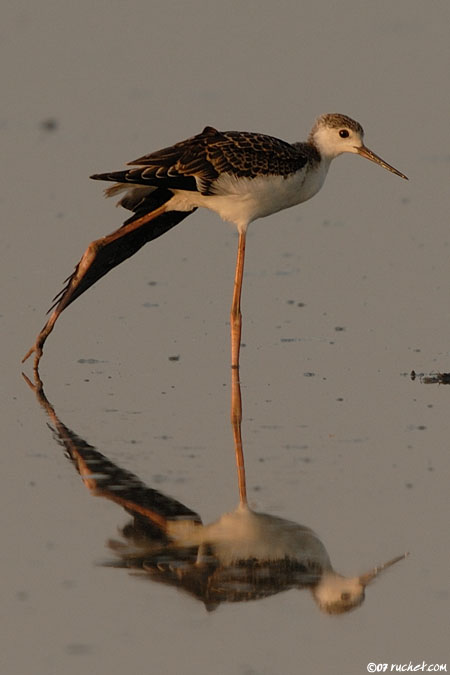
[341,592,351,601]
[339,129,350,138]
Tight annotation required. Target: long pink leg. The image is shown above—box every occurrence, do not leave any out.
[230,232,246,370]
[22,202,168,373]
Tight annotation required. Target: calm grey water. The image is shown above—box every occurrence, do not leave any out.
[3,2,449,674]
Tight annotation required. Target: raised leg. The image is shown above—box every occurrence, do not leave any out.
[22,202,169,373]
[230,231,246,369]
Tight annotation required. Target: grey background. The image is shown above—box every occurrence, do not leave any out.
[2,1,449,674]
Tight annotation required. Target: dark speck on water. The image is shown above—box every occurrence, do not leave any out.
[40,118,58,132]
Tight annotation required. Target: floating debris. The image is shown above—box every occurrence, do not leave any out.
[410,370,450,385]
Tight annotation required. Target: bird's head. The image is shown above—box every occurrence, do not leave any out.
[309,113,408,179]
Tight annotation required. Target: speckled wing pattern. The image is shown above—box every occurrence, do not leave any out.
[92,126,319,195]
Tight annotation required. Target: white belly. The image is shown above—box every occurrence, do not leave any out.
[167,505,331,567]
[167,163,330,232]
[203,508,330,566]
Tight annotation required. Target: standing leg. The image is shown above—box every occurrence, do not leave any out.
[230,231,246,369]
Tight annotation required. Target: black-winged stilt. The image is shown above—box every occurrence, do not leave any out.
[23,113,407,371]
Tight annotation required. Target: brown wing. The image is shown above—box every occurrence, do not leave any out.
[91,126,312,196]
[46,189,187,314]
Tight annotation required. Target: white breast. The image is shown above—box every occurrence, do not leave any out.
[167,161,331,233]
[201,506,331,567]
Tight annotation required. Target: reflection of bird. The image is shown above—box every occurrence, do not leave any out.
[23,113,407,371]
[24,374,408,614]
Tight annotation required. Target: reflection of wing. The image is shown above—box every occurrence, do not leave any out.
[137,555,323,612]
[25,373,202,534]
[22,187,195,368]
[50,417,202,534]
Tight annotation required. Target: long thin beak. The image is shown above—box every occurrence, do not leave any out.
[357,145,408,180]
[359,552,409,586]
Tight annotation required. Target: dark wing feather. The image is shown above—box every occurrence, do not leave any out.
[57,429,202,529]
[48,188,193,314]
[202,132,315,181]
[91,127,315,196]
[90,169,199,192]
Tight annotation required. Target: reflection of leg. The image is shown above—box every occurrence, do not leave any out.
[231,365,247,506]
[195,543,211,565]
[230,232,246,369]
[23,370,197,534]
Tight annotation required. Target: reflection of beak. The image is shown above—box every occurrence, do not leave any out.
[357,145,408,180]
[359,552,409,586]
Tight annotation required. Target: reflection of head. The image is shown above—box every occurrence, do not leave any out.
[312,573,366,614]
[312,554,408,615]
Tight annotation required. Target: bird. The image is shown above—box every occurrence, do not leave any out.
[25,371,408,614]
[22,113,407,371]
